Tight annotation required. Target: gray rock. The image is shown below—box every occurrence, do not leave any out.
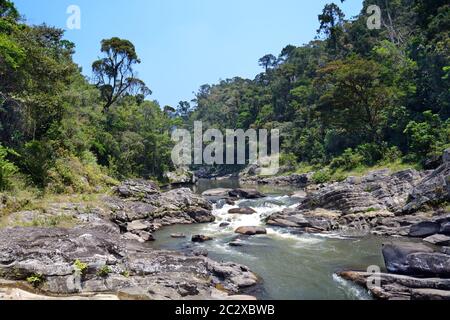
[115,179,160,199]
[444,148,450,163]
[192,235,213,243]
[235,226,267,236]
[382,242,434,275]
[403,150,450,213]
[228,208,256,215]
[240,173,310,187]
[164,167,194,185]
[409,222,441,238]
[126,220,150,232]
[219,222,230,228]
[423,234,450,246]
[338,271,450,300]
[170,233,186,239]
[202,188,232,198]
[290,191,307,199]
[229,189,266,199]
[441,222,450,236]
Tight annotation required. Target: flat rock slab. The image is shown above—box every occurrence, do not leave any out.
[409,222,441,238]
[423,234,450,246]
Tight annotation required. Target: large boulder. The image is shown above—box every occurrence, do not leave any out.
[403,149,450,213]
[115,179,160,200]
[381,242,450,277]
[409,221,441,238]
[110,185,215,231]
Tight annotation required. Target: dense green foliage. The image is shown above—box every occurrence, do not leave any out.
[0,1,177,193]
[0,0,449,194]
[188,0,449,173]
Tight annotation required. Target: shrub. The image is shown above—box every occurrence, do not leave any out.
[0,144,19,191]
[312,169,332,184]
[96,265,111,277]
[404,111,449,162]
[26,274,45,288]
[280,153,298,169]
[73,260,89,275]
[329,148,364,171]
[46,152,117,194]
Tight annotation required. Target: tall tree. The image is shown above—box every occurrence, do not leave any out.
[317,3,346,54]
[92,37,151,112]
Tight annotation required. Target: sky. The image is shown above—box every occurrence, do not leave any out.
[14,0,364,108]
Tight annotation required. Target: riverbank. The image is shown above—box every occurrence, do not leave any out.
[0,150,449,300]
[0,180,259,300]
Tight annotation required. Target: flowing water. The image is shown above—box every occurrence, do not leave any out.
[151,179,388,300]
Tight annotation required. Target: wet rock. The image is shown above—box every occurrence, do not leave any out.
[441,222,450,235]
[240,173,310,187]
[409,222,441,238]
[192,235,213,243]
[382,242,450,277]
[290,191,307,199]
[219,222,230,228]
[136,231,154,242]
[192,248,208,257]
[229,189,266,199]
[338,271,450,300]
[202,188,232,198]
[170,233,186,239]
[423,234,450,246]
[412,289,450,300]
[228,208,256,215]
[229,239,245,247]
[235,226,267,236]
[382,242,435,275]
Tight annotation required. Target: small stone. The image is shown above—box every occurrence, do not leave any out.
[192,248,208,257]
[137,231,154,242]
[228,208,256,215]
[192,235,213,243]
[170,233,186,239]
[219,222,230,228]
[235,226,267,236]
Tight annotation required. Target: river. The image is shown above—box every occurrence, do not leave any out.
[151,179,388,300]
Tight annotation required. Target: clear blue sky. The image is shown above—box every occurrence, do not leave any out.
[14,0,363,108]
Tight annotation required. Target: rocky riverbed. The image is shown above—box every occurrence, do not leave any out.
[1,150,449,300]
[0,181,258,300]
[234,149,450,300]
